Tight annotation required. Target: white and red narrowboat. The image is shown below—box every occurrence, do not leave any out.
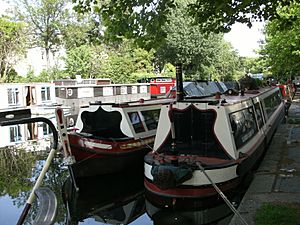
[144,66,285,206]
[60,98,174,179]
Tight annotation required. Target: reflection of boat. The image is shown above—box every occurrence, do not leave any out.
[144,65,285,205]
[62,168,145,225]
[63,98,173,178]
[146,197,233,225]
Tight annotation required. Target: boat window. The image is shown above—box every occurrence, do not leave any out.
[160,106,230,159]
[254,103,264,128]
[141,109,160,130]
[128,112,145,133]
[7,88,20,106]
[263,91,282,118]
[81,107,126,138]
[43,123,53,136]
[230,106,258,149]
[9,125,22,142]
[41,87,51,101]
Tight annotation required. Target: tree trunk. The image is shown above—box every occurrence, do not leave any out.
[2,61,9,82]
[46,48,50,70]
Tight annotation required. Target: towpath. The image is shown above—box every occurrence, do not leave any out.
[229,91,300,225]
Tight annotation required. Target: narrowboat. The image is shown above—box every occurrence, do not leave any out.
[58,98,174,179]
[144,65,285,205]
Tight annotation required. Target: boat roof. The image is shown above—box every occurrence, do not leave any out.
[171,81,239,97]
[184,86,278,105]
[89,97,175,108]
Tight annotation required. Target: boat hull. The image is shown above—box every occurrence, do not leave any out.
[144,155,242,206]
[70,147,150,178]
[143,108,282,205]
[68,133,153,178]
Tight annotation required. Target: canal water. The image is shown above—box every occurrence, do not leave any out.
[0,147,250,225]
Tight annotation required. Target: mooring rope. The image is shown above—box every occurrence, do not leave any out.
[195,162,249,225]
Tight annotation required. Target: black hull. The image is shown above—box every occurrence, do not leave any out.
[62,168,145,224]
[71,148,150,178]
[145,187,237,210]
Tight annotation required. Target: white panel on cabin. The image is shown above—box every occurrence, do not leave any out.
[50,85,56,103]
[132,86,138,94]
[78,88,94,98]
[160,86,166,93]
[140,85,148,93]
[121,86,127,95]
[103,87,114,96]
[35,86,42,104]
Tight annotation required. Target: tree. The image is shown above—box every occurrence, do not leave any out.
[156,1,240,80]
[262,1,300,80]
[73,0,175,49]
[61,12,103,51]
[65,45,94,78]
[101,39,155,83]
[214,41,241,81]
[240,57,268,75]
[0,16,28,82]
[72,0,292,46]
[188,0,293,32]
[14,0,69,69]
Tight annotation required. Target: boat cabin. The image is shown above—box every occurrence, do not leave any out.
[75,98,174,141]
[154,86,284,160]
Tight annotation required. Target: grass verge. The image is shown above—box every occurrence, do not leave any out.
[255,202,300,225]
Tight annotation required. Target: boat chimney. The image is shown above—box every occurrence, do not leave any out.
[176,63,184,101]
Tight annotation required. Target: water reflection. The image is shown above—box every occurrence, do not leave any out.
[0,147,38,197]
[145,198,233,225]
[0,148,251,225]
[62,166,244,225]
[0,147,68,225]
[62,168,146,225]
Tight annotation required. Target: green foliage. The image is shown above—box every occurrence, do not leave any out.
[61,12,103,50]
[64,40,155,83]
[0,148,38,197]
[14,0,70,68]
[9,68,67,83]
[189,0,293,33]
[101,40,155,83]
[0,148,69,224]
[72,0,291,45]
[72,0,175,49]
[161,63,176,77]
[255,203,300,225]
[0,16,28,82]
[65,45,94,78]
[213,41,241,81]
[156,1,241,81]
[239,56,271,76]
[262,1,300,80]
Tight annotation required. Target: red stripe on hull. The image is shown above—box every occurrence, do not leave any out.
[144,177,240,199]
[68,133,154,161]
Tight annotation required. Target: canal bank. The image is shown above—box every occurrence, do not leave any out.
[229,92,300,225]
